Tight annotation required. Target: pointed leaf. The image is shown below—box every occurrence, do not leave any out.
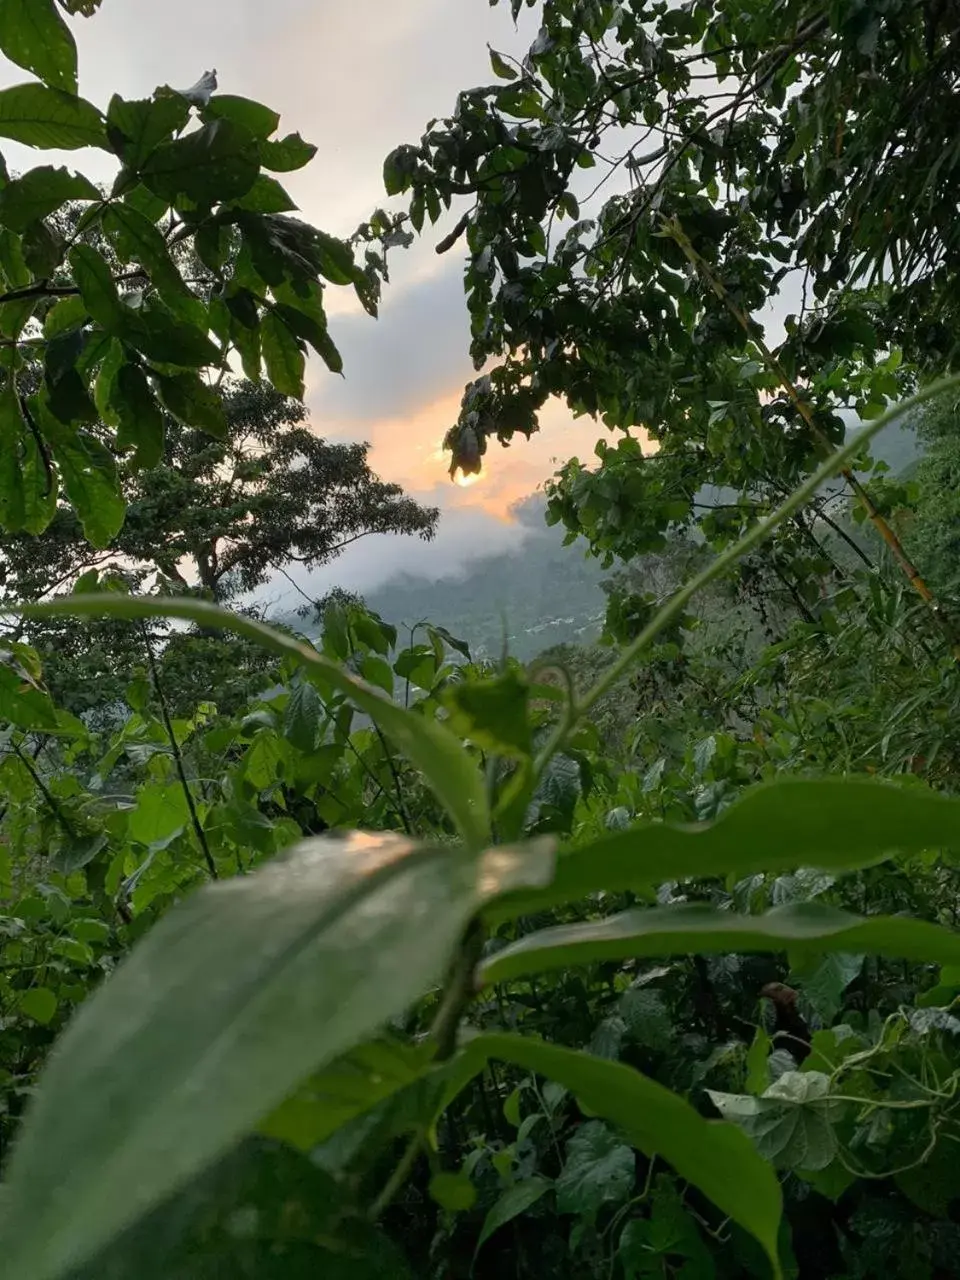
[480,902,960,986]
[260,308,304,397]
[0,166,99,232]
[0,0,78,93]
[475,1177,551,1255]
[488,777,960,922]
[0,82,104,148]
[154,371,226,437]
[0,832,554,1280]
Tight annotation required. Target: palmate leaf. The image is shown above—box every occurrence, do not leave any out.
[12,595,492,847]
[487,776,960,922]
[0,831,554,1280]
[480,902,960,986]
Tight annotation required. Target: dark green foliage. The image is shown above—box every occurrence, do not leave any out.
[3,7,960,1280]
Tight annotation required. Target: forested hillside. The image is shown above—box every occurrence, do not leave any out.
[4,5,960,1280]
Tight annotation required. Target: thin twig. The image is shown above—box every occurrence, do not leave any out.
[141,625,218,879]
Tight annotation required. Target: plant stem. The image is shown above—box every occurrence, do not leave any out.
[142,626,218,880]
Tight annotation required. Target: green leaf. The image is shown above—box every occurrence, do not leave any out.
[69,1137,412,1280]
[445,670,532,757]
[708,1072,843,1172]
[0,82,104,148]
[791,952,864,1022]
[127,782,189,846]
[106,91,189,169]
[313,229,358,285]
[13,595,493,848]
[0,165,99,231]
[259,1038,435,1151]
[259,131,317,173]
[488,46,518,80]
[0,381,26,531]
[141,119,259,205]
[273,300,342,373]
[227,173,296,214]
[202,94,279,139]
[18,987,58,1025]
[111,362,165,469]
[458,1033,783,1277]
[260,309,305,397]
[43,293,88,338]
[68,243,125,330]
[487,777,960,922]
[282,679,322,752]
[153,371,227,437]
[43,417,124,547]
[479,902,960,986]
[475,1177,551,1256]
[0,0,78,93]
[103,204,203,322]
[124,305,220,369]
[557,1120,633,1217]
[0,831,554,1280]
[429,1171,477,1212]
[746,1027,772,1096]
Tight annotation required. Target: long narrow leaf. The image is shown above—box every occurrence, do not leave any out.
[487,777,960,922]
[480,902,960,985]
[0,832,554,1280]
[10,594,491,848]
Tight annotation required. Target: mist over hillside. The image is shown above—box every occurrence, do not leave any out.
[275,419,921,661]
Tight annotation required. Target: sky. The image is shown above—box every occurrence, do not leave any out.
[0,0,624,605]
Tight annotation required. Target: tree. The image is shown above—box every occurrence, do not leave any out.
[0,378,438,603]
[0,6,408,550]
[383,0,958,619]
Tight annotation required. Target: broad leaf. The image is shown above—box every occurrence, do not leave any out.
[111,363,165,469]
[260,309,305,397]
[0,165,99,232]
[124,306,220,368]
[0,382,26,531]
[480,902,960,986]
[259,131,317,172]
[203,94,279,139]
[475,1176,551,1256]
[456,1033,783,1277]
[154,371,227,437]
[260,1038,436,1151]
[0,0,78,93]
[488,777,960,921]
[68,243,125,330]
[106,91,190,169]
[709,1072,843,1172]
[11,595,492,847]
[34,400,124,546]
[556,1120,634,1216]
[0,832,553,1280]
[141,119,259,204]
[0,82,105,148]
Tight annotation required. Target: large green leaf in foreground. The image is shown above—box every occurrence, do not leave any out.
[480,902,960,985]
[0,832,554,1280]
[487,777,960,921]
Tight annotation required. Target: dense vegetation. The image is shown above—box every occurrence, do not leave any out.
[2,2,960,1279]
